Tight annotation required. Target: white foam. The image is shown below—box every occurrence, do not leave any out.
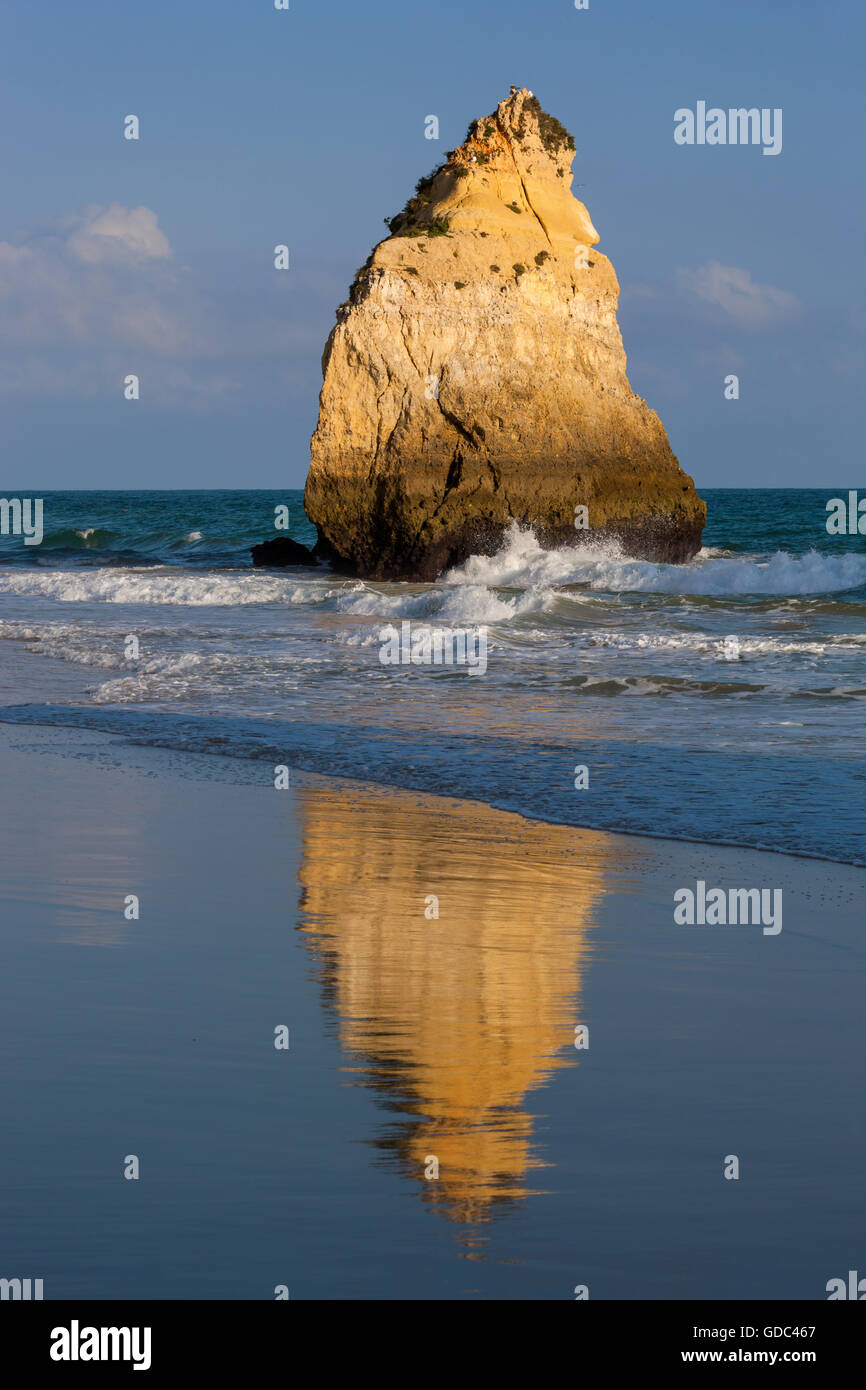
[444,524,866,598]
[587,631,833,658]
[334,577,558,624]
[0,568,312,606]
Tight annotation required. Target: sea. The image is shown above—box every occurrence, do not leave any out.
[1,487,864,865]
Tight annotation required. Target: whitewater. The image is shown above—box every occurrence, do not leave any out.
[0,487,864,863]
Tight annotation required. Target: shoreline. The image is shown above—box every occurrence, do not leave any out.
[0,691,861,869]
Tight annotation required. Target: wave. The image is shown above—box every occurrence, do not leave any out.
[38,527,120,548]
[333,579,548,625]
[0,520,317,566]
[0,567,308,606]
[583,631,848,658]
[445,525,866,598]
[5,610,865,716]
[2,523,865,617]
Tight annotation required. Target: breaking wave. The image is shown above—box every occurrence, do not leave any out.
[444,525,866,597]
[2,525,865,614]
[0,568,304,606]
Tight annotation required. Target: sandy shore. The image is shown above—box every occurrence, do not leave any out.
[0,720,862,1299]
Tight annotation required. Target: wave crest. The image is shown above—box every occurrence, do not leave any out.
[444,524,866,598]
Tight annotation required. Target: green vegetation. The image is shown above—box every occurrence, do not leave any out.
[385,163,449,237]
[534,250,550,266]
[464,118,497,144]
[514,95,575,156]
[489,264,500,272]
[507,201,522,214]
[454,281,466,289]
[385,203,450,238]
[512,263,526,277]
[416,165,443,196]
[348,255,375,305]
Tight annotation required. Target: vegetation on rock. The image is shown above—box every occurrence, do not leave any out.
[514,94,575,155]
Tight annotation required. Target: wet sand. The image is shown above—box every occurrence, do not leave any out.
[0,722,862,1299]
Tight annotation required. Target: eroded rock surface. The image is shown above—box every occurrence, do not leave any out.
[305,87,705,580]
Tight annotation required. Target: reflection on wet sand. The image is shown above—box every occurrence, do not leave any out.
[297,780,620,1240]
[33,792,146,948]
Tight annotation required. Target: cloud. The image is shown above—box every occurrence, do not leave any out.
[67,204,172,264]
[0,203,341,407]
[676,261,800,327]
[0,204,190,352]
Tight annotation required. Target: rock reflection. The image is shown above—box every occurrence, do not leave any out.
[297,780,614,1240]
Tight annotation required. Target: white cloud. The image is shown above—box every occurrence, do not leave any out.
[676,261,799,327]
[0,205,211,356]
[0,204,340,405]
[67,203,172,264]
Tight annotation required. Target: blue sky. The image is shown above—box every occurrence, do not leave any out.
[1,0,863,489]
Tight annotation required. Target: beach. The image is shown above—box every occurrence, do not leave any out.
[1,719,862,1300]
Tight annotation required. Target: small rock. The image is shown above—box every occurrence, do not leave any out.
[251,537,319,568]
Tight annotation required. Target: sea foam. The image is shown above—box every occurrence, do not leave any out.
[444,524,866,598]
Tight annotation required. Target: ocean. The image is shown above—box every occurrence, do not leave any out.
[1,487,864,864]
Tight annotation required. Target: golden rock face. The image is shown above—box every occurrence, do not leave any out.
[305,88,706,580]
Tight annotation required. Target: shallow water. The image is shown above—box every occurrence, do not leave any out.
[1,488,864,861]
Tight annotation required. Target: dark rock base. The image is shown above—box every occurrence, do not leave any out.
[315,514,704,582]
[251,537,319,568]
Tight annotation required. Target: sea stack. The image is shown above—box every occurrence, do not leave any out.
[305,87,705,580]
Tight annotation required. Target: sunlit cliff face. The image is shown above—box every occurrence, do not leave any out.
[306,87,705,580]
[296,780,618,1237]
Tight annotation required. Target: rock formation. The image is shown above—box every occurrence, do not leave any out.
[251,536,318,568]
[304,87,705,580]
